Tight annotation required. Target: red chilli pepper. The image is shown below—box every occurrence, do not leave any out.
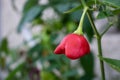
[54,33,90,60]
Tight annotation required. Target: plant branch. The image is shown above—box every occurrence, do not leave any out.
[86,11,100,38]
[101,22,114,36]
[74,7,88,35]
[81,0,100,38]
[86,8,106,80]
[80,0,106,80]
[87,10,106,80]
[97,38,105,80]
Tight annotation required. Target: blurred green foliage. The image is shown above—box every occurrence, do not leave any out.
[1,0,120,80]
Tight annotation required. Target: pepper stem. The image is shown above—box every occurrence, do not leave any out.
[74,7,88,35]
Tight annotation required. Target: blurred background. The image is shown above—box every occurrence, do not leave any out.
[0,0,120,80]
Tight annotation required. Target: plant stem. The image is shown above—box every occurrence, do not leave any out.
[87,11,106,80]
[86,11,100,37]
[101,22,114,36]
[74,7,88,35]
[80,0,106,79]
[97,37,105,80]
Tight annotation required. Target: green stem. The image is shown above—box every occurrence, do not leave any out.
[87,11,105,80]
[86,11,100,37]
[101,22,114,36]
[74,7,88,35]
[97,37,105,80]
[80,0,106,80]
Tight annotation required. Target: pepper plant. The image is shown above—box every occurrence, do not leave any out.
[2,0,120,80]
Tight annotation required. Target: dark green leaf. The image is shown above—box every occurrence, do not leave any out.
[80,52,94,76]
[54,3,70,13]
[17,5,45,32]
[80,74,93,80]
[28,44,42,54]
[49,0,76,5]
[101,0,120,8]
[0,57,6,68]
[64,1,95,14]
[28,43,43,62]
[70,10,81,22]
[97,9,120,19]
[112,9,120,15]
[6,62,25,80]
[97,11,108,19]
[63,69,78,78]
[23,0,39,13]
[100,57,120,72]
[0,38,9,54]
[83,15,94,42]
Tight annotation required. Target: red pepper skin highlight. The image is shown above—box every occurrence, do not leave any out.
[54,34,90,60]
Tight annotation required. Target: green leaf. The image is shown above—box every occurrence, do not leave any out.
[112,9,120,15]
[28,44,42,54]
[41,70,58,80]
[101,0,120,8]
[54,3,70,13]
[17,5,45,32]
[80,52,94,76]
[64,5,83,14]
[0,57,6,68]
[97,11,112,19]
[23,0,39,13]
[100,57,120,72]
[28,43,43,60]
[97,9,120,19]
[6,62,25,80]
[32,18,44,25]
[70,10,81,22]
[0,38,9,54]
[49,0,76,5]
[83,15,94,42]
[64,1,95,14]
[63,69,78,78]
[80,74,93,80]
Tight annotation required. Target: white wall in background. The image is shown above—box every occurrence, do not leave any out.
[1,0,25,47]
